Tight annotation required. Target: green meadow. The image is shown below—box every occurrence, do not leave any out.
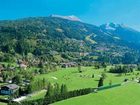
[35,66,135,90]
[54,82,140,105]
[27,66,138,101]
[0,102,7,105]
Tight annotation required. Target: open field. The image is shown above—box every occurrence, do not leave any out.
[35,66,136,90]
[26,66,139,101]
[53,82,140,105]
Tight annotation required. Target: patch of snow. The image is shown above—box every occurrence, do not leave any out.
[103,32,112,37]
[93,34,97,37]
[113,36,120,40]
[81,28,88,32]
[105,23,116,31]
[50,15,81,21]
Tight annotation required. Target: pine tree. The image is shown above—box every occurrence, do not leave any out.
[54,83,60,95]
[78,63,82,73]
[92,74,94,78]
[61,84,68,94]
[27,84,32,94]
[98,77,104,87]
[42,78,46,88]
[46,83,53,97]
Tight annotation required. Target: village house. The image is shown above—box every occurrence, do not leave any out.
[17,59,28,70]
[19,63,27,70]
[0,84,19,95]
[61,62,77,68]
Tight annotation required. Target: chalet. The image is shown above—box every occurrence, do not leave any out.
[19,64,27,70]
[0,84,19,95]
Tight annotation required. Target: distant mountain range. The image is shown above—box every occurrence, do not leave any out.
[0,15,140,64]
[100,23,140,44]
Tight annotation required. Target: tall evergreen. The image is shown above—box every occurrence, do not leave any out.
[54,83,60,95]
[98,77,104,87]
[46,83,53,97]
[61,84,68,94]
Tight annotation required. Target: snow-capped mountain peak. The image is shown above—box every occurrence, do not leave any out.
[50,15,81,21]
[100,22,140,44]
[105,23,119,31]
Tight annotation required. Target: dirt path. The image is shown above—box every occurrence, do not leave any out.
[13,89,46,102]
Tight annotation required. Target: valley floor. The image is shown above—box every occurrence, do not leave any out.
[1,65,140,105]
[26,66,140,103]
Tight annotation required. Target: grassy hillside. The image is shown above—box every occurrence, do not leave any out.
[54,82,140,105]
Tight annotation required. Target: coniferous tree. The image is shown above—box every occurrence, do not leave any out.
[92,74,94,78]
[61,84,68,94]
[46,83,53,97]
[98,77,104,87]
[54,83,60,95]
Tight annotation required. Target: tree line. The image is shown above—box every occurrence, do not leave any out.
[8,88,95,105]
[109,65,133,74]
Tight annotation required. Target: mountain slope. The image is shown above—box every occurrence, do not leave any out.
[0,17,140,64]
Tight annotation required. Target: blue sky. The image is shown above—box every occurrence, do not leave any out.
[0,0,140,30]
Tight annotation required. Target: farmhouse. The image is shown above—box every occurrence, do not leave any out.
[0,84,19,95]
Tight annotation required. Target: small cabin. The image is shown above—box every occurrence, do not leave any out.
[0,84,19,95]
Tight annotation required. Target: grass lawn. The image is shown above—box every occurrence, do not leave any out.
[26,66,138,101]
[53,82,140,105]
[0,102,7,105]
[35,66,136,91]
[26,90,46,101]
[0,95,8,99]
